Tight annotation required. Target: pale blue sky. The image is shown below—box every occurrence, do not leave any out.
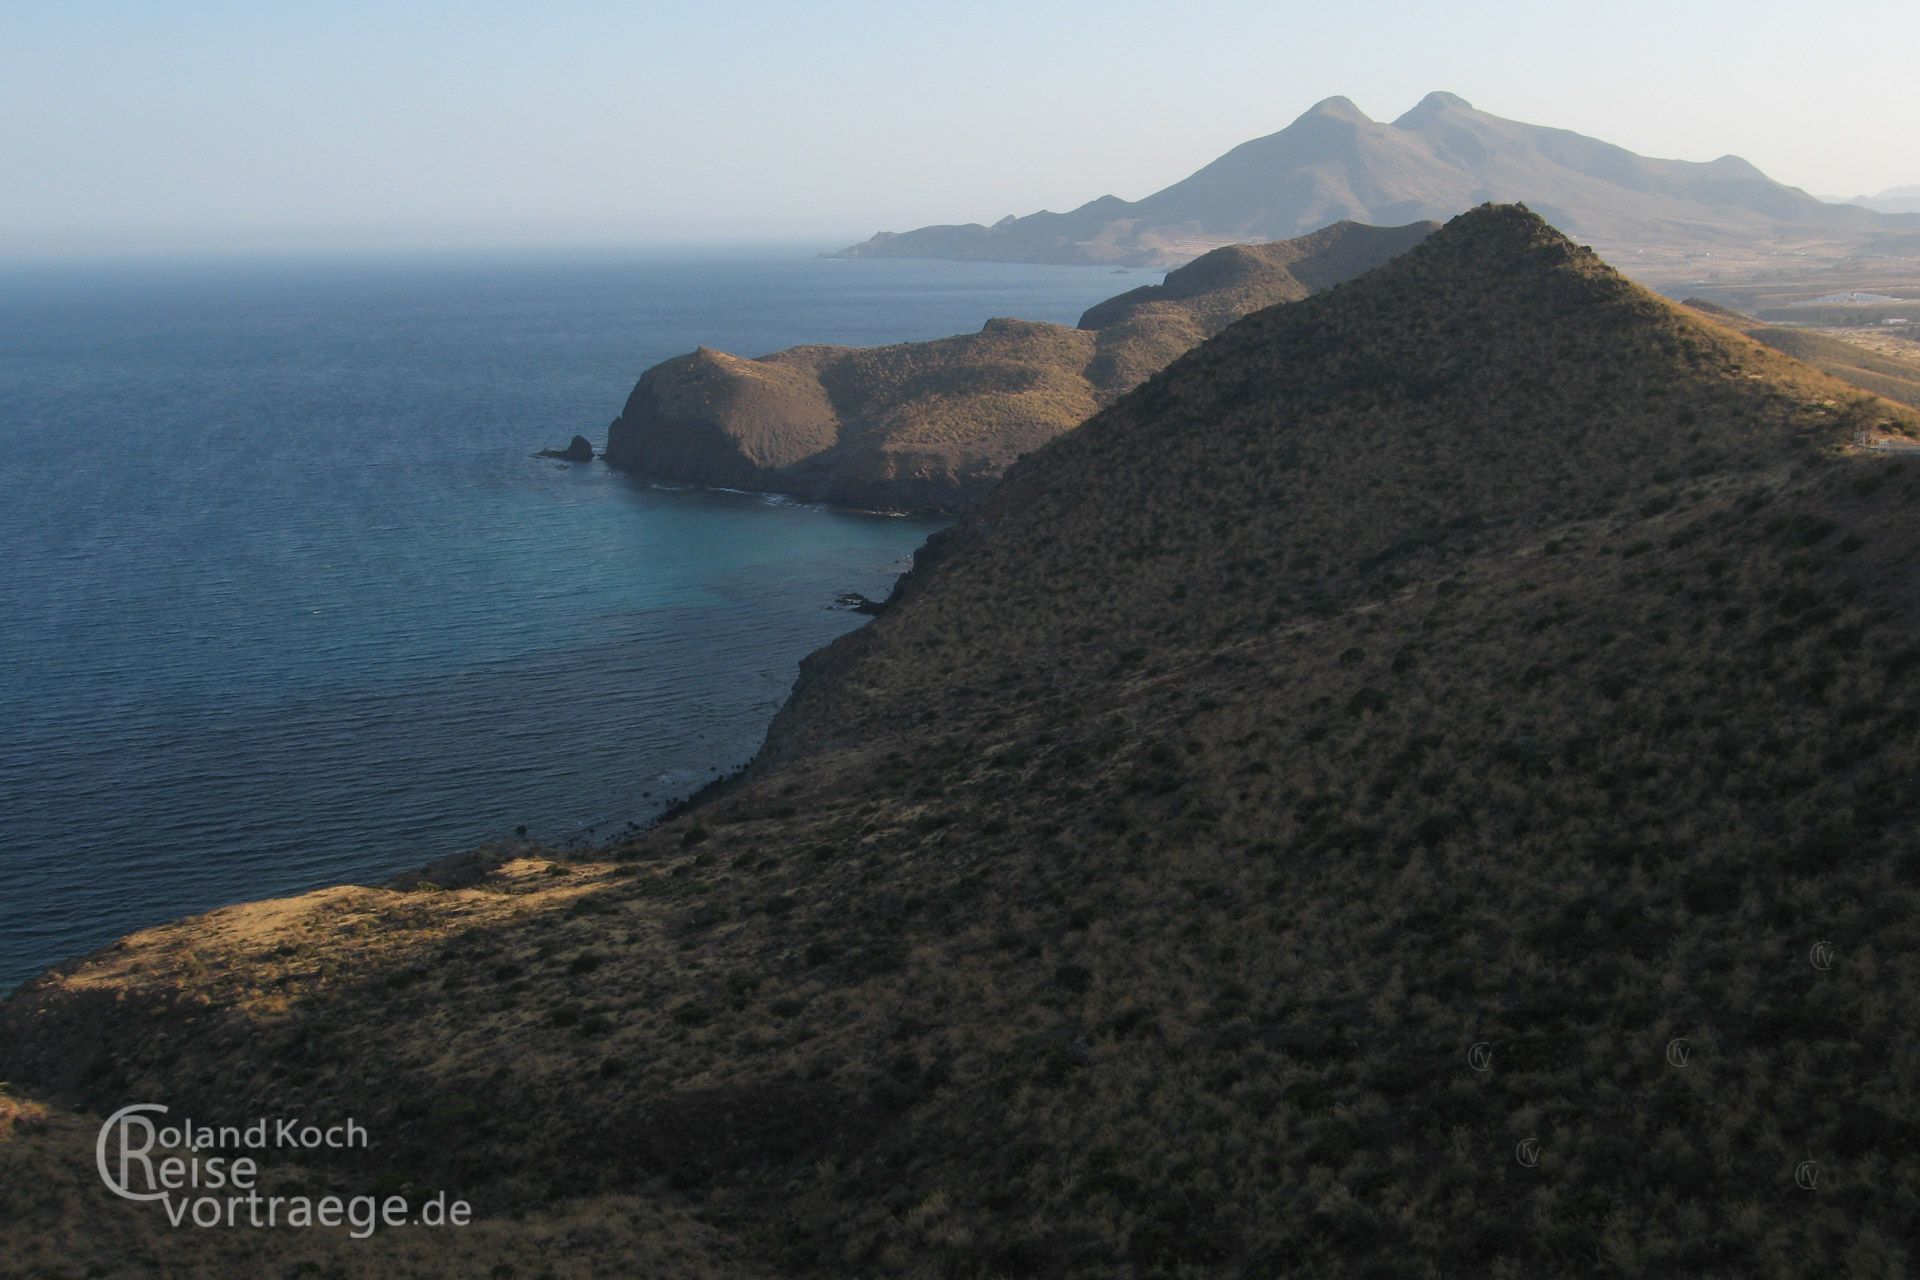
[4,0,1916,257]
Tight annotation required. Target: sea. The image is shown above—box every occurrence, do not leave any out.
[0,246,1137,993]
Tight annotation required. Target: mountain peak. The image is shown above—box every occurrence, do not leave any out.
[1444,200,1550,239]
[1704,153,1766,179]
[1394,90,1474,125]
[1297,94,1371,125]
[1406,203,1633,300]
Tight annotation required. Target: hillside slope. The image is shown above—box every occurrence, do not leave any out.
[1682,298,1920,409]
[7,208,1920,1278]
[838,92,1917,268]
[604,220,1434,511]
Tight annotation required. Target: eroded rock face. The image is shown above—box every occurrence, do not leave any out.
[604,220,1437,512]
[603,348,839,486]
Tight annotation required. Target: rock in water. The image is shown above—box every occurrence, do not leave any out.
[535,435,595,462]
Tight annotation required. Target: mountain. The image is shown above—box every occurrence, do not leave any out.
[1848,184,1920,215]
[603,220,1435,511]
[838,92,1915,267]
[8,208,1920,1277]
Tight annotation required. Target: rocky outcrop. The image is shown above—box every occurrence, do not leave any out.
[604,321,1101,511]
[604,220,1437,512]
[607,348,839,487]
[534,434,596,462]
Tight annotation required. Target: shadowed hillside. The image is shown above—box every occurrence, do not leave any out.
[604,220,1434,511]
[7,207,1920,1278]
[837,92,1918,269]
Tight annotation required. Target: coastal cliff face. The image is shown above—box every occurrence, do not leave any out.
[606,318,1103,511]
[603,219,1436,511]
[8,208,1920,1277]
[616,346,842,488]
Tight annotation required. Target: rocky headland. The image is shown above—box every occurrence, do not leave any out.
[602,219,1437,511]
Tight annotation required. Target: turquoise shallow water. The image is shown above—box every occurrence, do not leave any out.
[0,247,1138,992]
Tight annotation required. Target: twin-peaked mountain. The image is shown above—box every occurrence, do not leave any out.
[604,219,1435,510]
[837,91,1914,267]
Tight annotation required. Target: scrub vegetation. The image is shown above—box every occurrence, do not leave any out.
[6,206,1919,1278]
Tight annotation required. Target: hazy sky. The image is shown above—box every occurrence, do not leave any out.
[5,0,1917,257]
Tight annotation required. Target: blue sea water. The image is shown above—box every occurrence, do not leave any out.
[0,247,1138,993]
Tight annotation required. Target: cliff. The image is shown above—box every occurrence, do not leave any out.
[7,208,1920,1277]
[603,219,1437,511]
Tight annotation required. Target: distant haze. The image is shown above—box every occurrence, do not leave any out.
[4,0,1917,258]
[1850,186,1920,216]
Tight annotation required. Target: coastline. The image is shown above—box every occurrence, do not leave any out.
[2,249,1097,1000]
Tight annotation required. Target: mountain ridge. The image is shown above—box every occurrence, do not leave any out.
[1848,183,1920,215]
[836,93,1918,268]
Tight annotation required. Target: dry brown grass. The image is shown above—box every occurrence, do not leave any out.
[1682,299,1920,409]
